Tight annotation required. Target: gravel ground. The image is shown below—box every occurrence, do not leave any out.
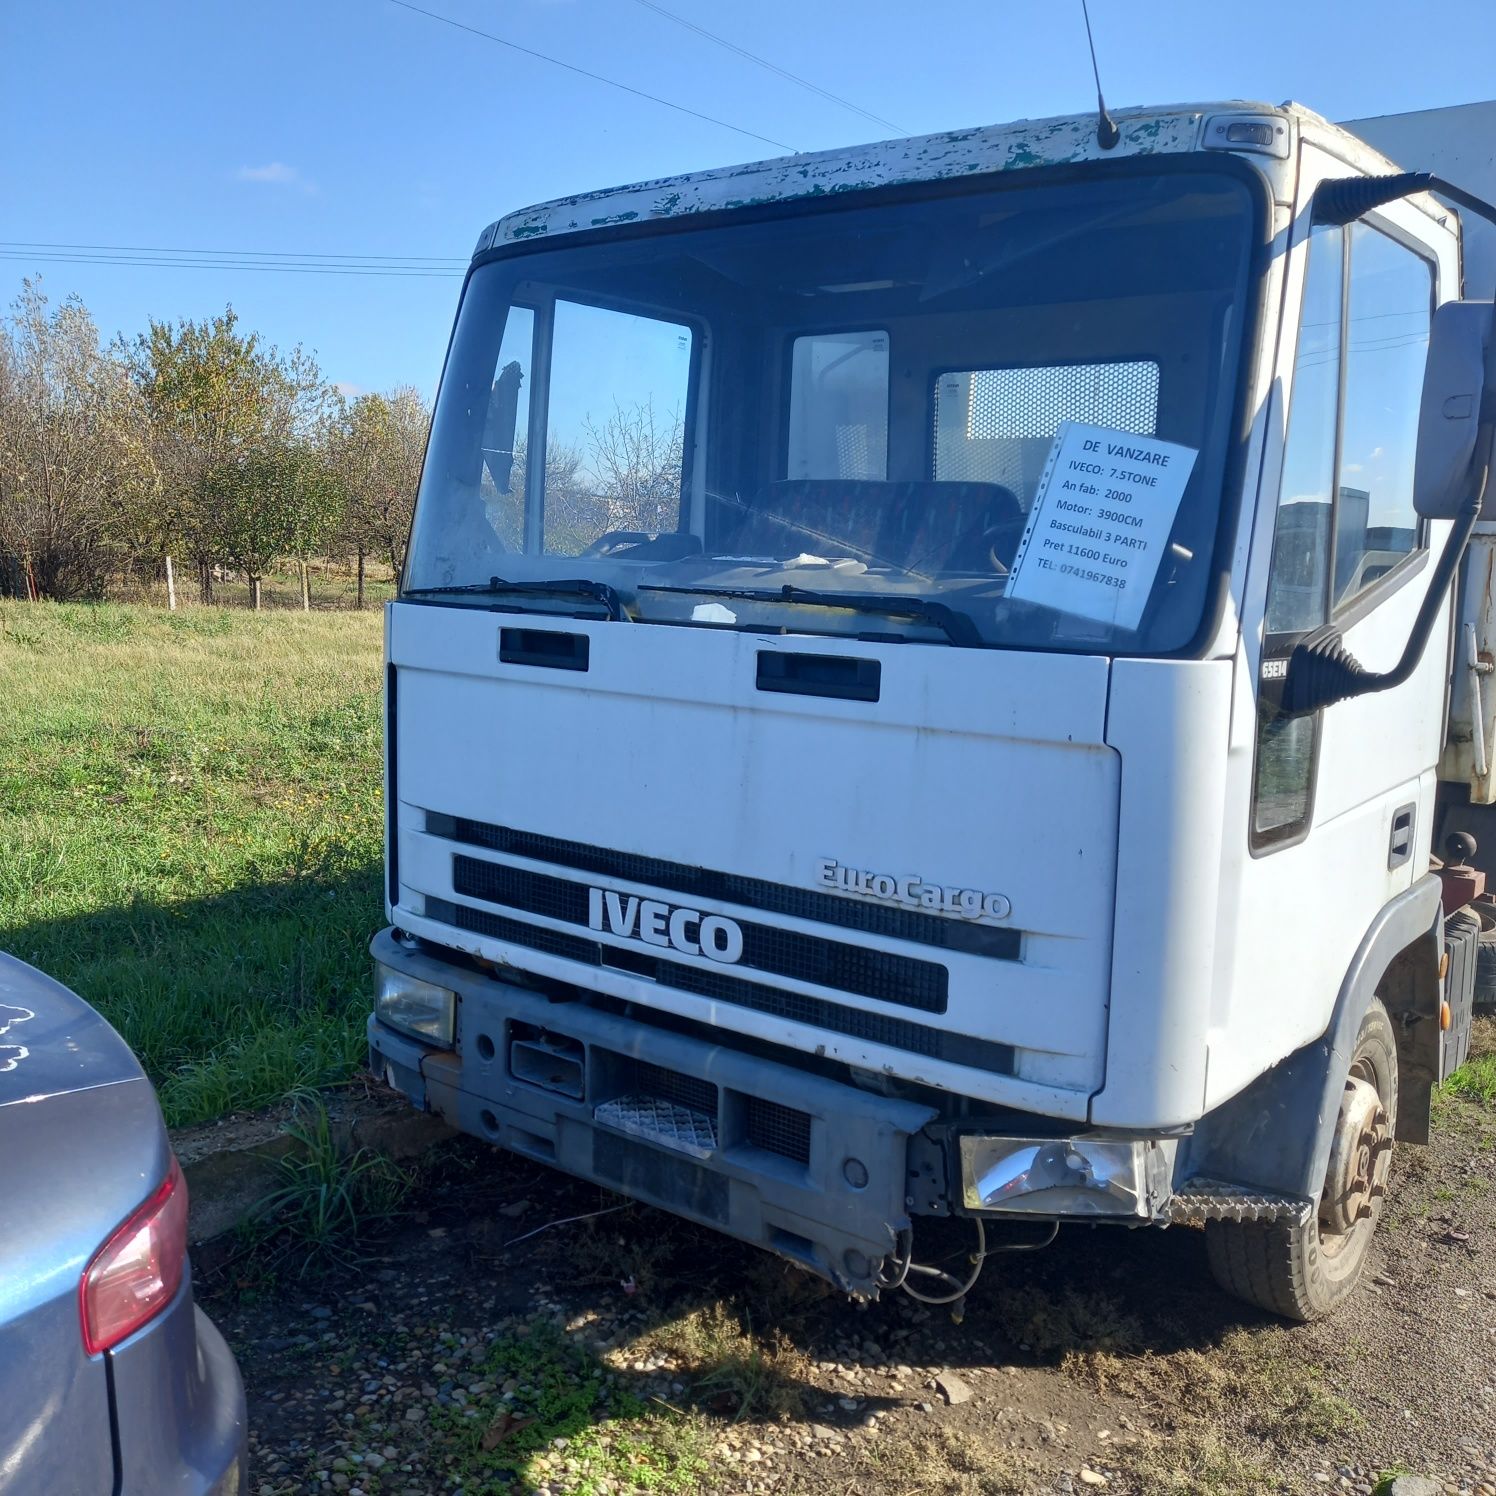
[202,1067,1496,1496]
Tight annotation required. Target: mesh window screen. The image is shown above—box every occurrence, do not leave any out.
[934,361,1161,493]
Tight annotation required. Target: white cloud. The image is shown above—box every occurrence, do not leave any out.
[236,162,317,194]
[334,381,366,399]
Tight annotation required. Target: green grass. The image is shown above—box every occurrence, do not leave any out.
[430,1318,707,1495]
[0,600,384,1126]
[1443,1017,1496,1105]
[1445,1053,1496,1104]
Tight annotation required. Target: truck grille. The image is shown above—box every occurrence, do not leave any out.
[427,813,1019,961]
[451,854,948,1013]
[425,898,1016,1075]
[745,1097,813,1164]
[620,1059,718,1118]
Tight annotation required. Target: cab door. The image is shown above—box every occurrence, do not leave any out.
[1208,142,1458,1108]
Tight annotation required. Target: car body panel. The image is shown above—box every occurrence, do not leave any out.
[113,1289,247,1495]
[0,953,245,1495]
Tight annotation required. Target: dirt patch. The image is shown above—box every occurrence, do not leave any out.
[205,1086,1496,1496]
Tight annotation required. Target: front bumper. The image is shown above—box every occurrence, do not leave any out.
[369,929,935,1293]
[370,932,1317,1283]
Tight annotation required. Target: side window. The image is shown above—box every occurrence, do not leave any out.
[1253,223,1343,842]
[1263,225,1343,640]
[1251,218,1436,847]
[479,305,534,552]
[933,360,1160,502]
[1333,225,1432,607]
[787,330,888,480]
[541,299,692,556]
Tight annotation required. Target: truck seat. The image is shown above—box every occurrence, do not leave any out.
[714,479,1025,574]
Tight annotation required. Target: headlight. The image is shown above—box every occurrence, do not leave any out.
[958,1134,1177,1218]
[374,962,456,1045]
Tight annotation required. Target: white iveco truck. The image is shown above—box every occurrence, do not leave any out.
[369,98,1496,1320]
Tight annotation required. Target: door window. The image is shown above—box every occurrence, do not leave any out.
[1251,217,1436,847]
[1333,224,1433,607]
[1253,223,1343,841]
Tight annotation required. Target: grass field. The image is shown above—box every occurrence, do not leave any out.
[0,600,384,1126]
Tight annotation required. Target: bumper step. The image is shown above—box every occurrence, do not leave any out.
[1165,1178,1314,1225]
[593,1095,719,1160]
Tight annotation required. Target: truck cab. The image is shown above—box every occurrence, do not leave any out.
[369,100,1494,1320]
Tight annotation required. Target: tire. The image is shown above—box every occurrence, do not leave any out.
[1205,998,1398,1321]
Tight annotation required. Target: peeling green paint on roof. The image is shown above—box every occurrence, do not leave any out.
[477,101,1311,254]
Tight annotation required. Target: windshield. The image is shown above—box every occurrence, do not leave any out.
[406,165,1258,653]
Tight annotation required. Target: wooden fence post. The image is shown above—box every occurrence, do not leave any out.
[300,558,310,612]
[164,554,177,611]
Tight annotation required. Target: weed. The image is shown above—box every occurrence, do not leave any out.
[1073,1326,1358,1451]
[1128,1427,1277,1495]
[249,1094,410,1275]
[861,1424,1026,1495]
[621,1301,806,1421]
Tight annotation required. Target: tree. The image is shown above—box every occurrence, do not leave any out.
[581,399,685,536]
[0,280,156,600]
[217,440,342,609]
[502,437,596,556]
[127,308,333,602]
[327,387,429,602]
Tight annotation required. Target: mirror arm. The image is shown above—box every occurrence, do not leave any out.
[1281,464,1488,718]
[1316,171,1496,234]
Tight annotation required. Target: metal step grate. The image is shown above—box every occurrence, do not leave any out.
[594,1095,718,1160]
[1165,1180,1314,1225]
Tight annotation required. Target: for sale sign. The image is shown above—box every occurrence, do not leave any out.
[1004,422,1198,632]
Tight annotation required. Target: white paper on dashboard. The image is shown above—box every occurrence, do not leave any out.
[1004,421,1199,632]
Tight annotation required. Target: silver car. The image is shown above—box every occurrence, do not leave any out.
[0,953,246,1494]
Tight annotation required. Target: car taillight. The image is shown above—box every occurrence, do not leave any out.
[80,1156,189,1355]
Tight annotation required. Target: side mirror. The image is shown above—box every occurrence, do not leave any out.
[1414,300,1493,519]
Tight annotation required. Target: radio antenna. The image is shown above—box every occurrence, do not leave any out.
[1080,0,1120,150]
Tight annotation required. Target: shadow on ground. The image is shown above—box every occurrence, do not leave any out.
[202,1132,1310,1496]
[1,867,381,1125]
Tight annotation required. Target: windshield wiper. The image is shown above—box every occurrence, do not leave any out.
[405,576,629,621]
[639,582,982,646]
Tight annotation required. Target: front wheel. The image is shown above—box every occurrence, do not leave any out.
[1205,997,1398,1321]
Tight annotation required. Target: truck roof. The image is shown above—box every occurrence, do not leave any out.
[475,100,1402,257]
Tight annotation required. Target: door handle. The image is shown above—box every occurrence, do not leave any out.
[1388,803,1415,870]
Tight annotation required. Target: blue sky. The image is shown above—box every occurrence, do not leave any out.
[4,0,1493,399]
